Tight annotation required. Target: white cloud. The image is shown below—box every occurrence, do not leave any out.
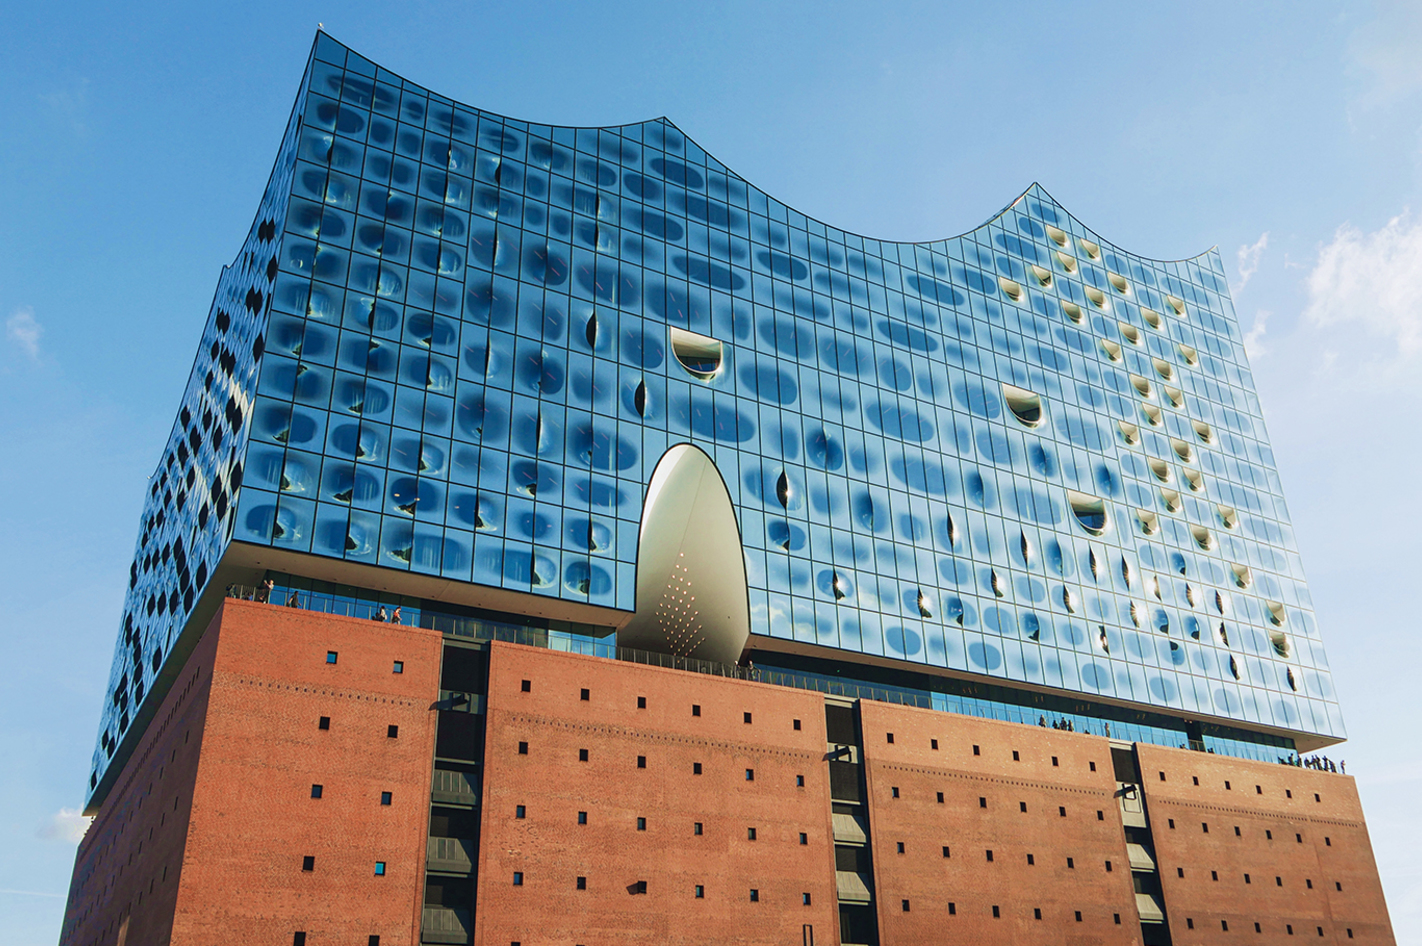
[1304,211,1422,356]
[1234,231,1269,294]
[37,807,92,844]
[6,308,42,361]
[1243,310,1270,360]
[38,78,89,136]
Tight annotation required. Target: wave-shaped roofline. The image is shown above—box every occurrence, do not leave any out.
[316,31,1223,270]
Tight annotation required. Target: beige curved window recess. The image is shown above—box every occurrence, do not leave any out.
[990,569,1006,598]
[1141,308,1162,330]
[1228,655,1240,680]
[1118,321,1142,345]
[1062,586,1079,614]
[1286,666,1298,691]
[1109,272,1130,294]
[669,327,723,380]
[1142,403,1163,426]
[1166,294,1185,315]
[1214,590,1228,614]
[1067,490,1109,536]
[1118,420,1140,445]
[1218,505,1239,530]
[1136,508,1160,535]
[916,590,932,618]
[1161,488,1182,512]
[1183,467,1204,492]
[1270,629,1292,659]
[1191,524,1215,550]
[1088,548,1102,580]
[1152,357,1174,381]
[1185,583,1198,608]
[1046,224,1069,246]
[1131,374,1154,398]
[1148,458,1172,483]
[1056,251,1079,274]
[1085,286,1107,308]
[1171,438,1195,463]
[1129,601,1142,627]
[1030,264,1053,287]
[1148,574,1161,600]
[999,276,1023,301]
[1079,238,1102,260]
[1100,338,1123,362]
[1164,385,1185,408]
[1231,562,1252,588]
[1178,343,1199,365]
[1215,622,1230,647]
[1062,300,1084,322]
[1192,419,1213,443]
[1002,384,1043,427]
[1096,627,1111,654]
[1266,600,1287,627]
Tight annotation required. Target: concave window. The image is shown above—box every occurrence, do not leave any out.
[1130,602,1142,627]
[1002,384,1043,427]
[1229,655,1240,680]
[1152,358,1174,381]
[1085,286,1107,308]
[1142,403,1163,426]
[1192,420,1213,443]
[1148,574,1161,600]
[1030,264,1053,287]
[1046,225,1068,246]
[999,277,1023,300]
[1062,300,1084,322]
[1118,420,1140,445]
[1119,322,1142,345]
[1268,629,1292,658]
[1171,438,1195,463]
[1231,563,1252,588]
[1191,525,1215,550]
[1266,601,1287,627]
[1120,556,1135,588]
[1166,295,1185,315]
[990,570,1005,597]
[1109,273,1129,293]
[1178,343,1199,365]
[1056,251,1079,274]
[1148,459,1172,483]
[1286,666,1298,691]
[1079,238,1102,259]
[1164,386,1185,408]
[917,590,932,618]
[1142,308,1162,329]
[1101,339,1123,362]
[1137,509,1160,535]
[670,327,723,380]
[1215,590,1228,614]
[1218,505,1238,529]
[1067,490,1109,535]
[1161,488,1182,512]
[1130,374,1153,398]
[1216,622,1230,647]
[1183,467,1204,492]
[1062,586,1079,613]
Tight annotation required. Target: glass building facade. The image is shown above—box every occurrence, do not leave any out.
[90,33,1340,803]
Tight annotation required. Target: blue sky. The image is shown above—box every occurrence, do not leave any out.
[3,1,1420,941]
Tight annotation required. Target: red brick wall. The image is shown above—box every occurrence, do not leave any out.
[60,613,218,946]
[475,642,839,946]
[856,701,1141,945]
[1137,744,1394,944]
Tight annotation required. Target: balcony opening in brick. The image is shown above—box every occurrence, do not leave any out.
[521,679,531,692]
[580,688,589,701]
[637,755,646,768]
[694,822,703,835]
[1075,911,1083,922]
[793,718,801,730]
[692,704,701,716]
[993,905,1001,918]
[319,716,330,730]
[694,762,702,774]
[576,876,586,890]
[387,725,398,738]
[1097,810,1104,821]
[302,856,315,871]
[578,811,587,824]
[311,784,323,799]
[381,791,391,805]
[326,651,338,664]
[803,893,811,905]
[1012,750,1020,761]
[800,833,808,845]
[1059,806,1066,817]
[979,797,987,808]
[518,741,528,755]
[392,661,403,674]
[579,749,588,761]
[973,744,980,755]
[937,792,944,803]
[374,861,385,876]
[745,768,754,781]
[896,842,905,853]
[986,849,994,861]
[637,817,646,831]
[1027,853,1035,865]
[744,712,752,724]
[1035,908,1042,919]
[891,786,900,798]
[637,696,646,708]
[513,872,523,886]
[695,885,704,898]
[931,738,939,750]
[1019,802,1027,812]
[942,846,951,858]
[515,805,525,819]
[749,889,759,902]
[1067,857,1075,869]
[948,903,956,915]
